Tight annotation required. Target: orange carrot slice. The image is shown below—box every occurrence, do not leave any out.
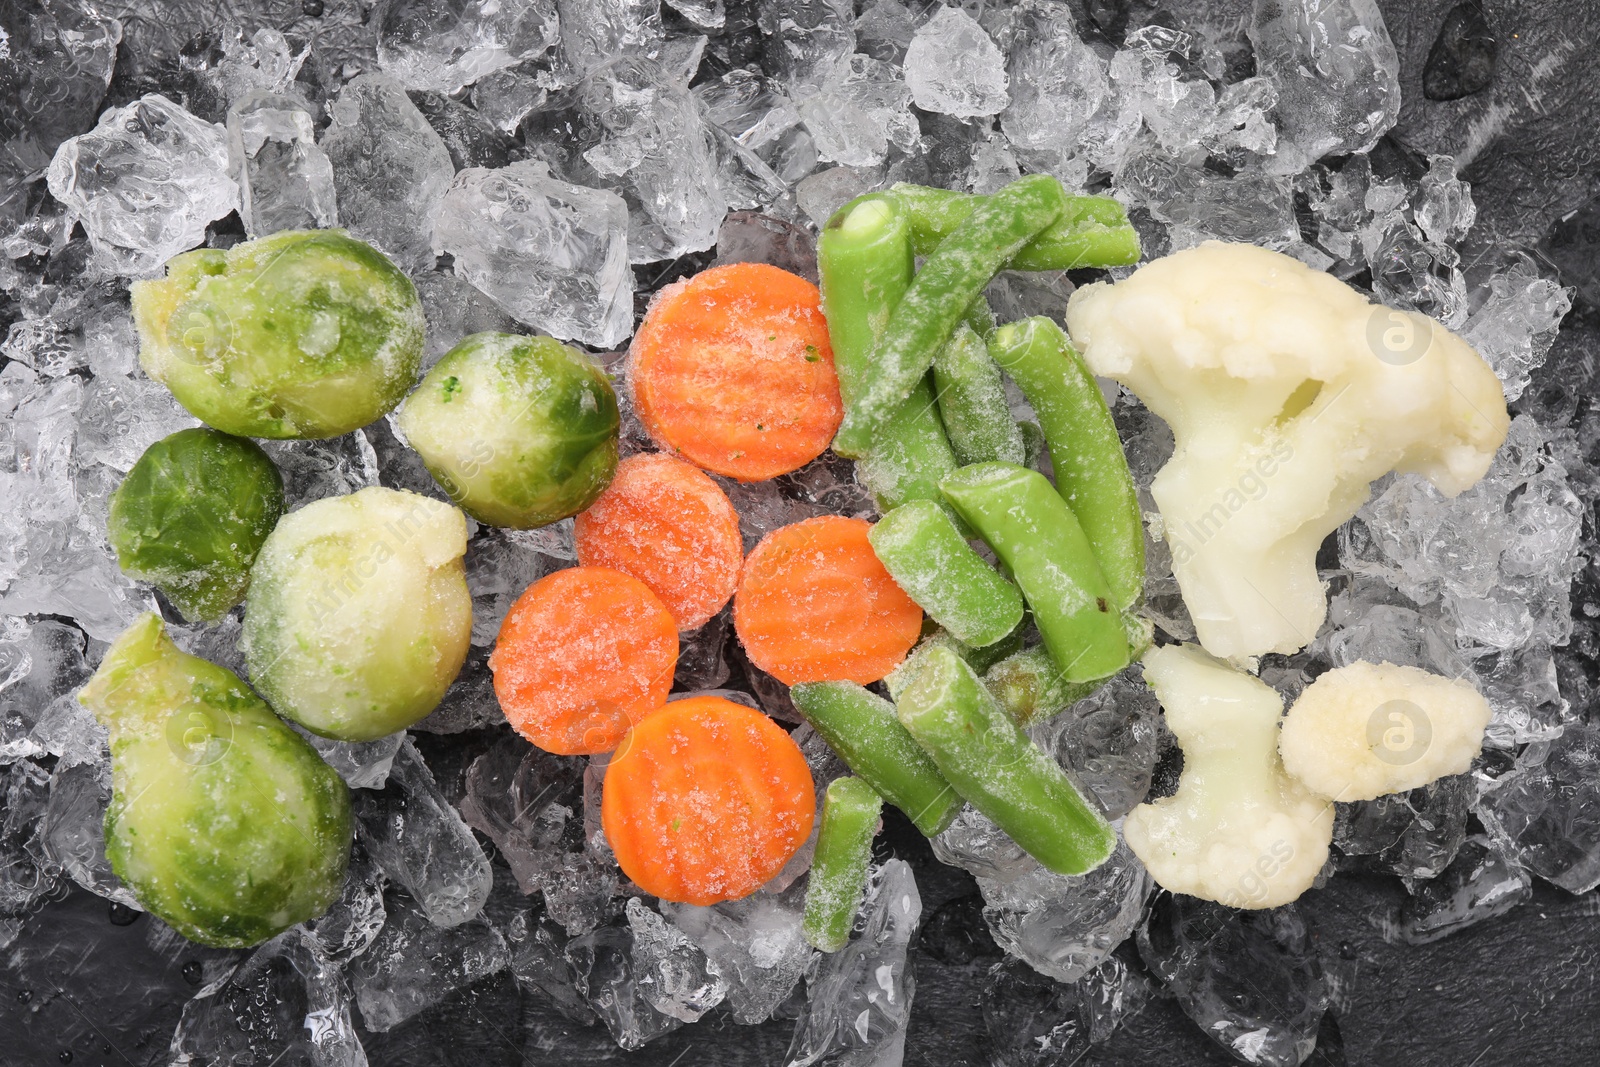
[573,452,743,631]
[630,263,843,481]
[734,515,923,685]
[490,566,678,755]
[602,695,815,905]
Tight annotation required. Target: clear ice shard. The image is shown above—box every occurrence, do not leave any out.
[624,897,729,1022]
[796,54,919,168]
[565,923,686,1048]
[46,95,238,275]
[227,93,339,238]
[351,738,493,928]
[300,728,405,791]
[903,6,1009,118]
[348,891,510,1032]
[1475,719,1600,894]
[431,160,634,349]
[319,74,455,273]
[757,0,855,96]
[784,858,920,1067]
[659,878,813,1024]
[1000,0,1108,171]
[1248,0,1401,173]
[378,0,560,93]
[40,757,140,909]
[1399,835,1531,945]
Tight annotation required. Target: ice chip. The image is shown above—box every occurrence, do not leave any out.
[565,923,686,1048]
[904,6,1009,118]
[1475,719,1600,894]
[378,0,560,93]
[796,54,919,168]
[660,878,812,1024]
[348,891,510,1032]
[758,0,856,96]
[227,93,339,237]
[1400,835,1531,944]
[624,897,729,1022]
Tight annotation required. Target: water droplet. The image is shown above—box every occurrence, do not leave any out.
[181,961,204,985]
[302,0,324,13]
[108,902,140,926]
[58,1051,74,1064]
[16,989,32,1003]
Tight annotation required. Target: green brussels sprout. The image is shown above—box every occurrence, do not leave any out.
[106,427,286,622]
[78,613,352,948]
[243,486,472,740]
[131,229,424,439]
[396,332,620,528]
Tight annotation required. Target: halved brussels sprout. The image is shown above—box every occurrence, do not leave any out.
[396,332,619,528]
[107,427,285,621]
[242,486,472,740]
[78,613,352,948]
[132,229,424,439]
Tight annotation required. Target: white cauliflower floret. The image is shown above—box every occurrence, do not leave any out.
[1279,661,1491,801]
[1123,643,1332,909]
[1066,242,1510,659]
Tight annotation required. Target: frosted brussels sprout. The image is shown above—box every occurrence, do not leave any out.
[132,229,424,439]
[243,487,472,740]
[396,332,620,528]
[107,427,286,621]
[78,614,352,948]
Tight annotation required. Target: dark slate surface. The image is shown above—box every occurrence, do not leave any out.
[7,1,1600,1065]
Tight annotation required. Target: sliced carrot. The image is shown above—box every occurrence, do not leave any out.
[602,695,816,905]
[490,566,678,755]
[629,262,843,481]
[573,452,743,631]
[734,515,923,685]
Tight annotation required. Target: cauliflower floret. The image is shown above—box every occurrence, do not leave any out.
[1123,643,1332,909]
[1279,661,1491,802]
[1066,242,1509,659]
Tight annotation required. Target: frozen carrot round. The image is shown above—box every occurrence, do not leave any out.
[602,695,816,905]
[630,263,843,481]
[490,566,678,755]
[734,516,923,685]
[573,453,743,631]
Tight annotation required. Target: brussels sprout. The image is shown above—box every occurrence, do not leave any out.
[396,332,620,528]
[243,486,472,740]
[132,229,424,439]
[78,613,352,948]
[107,427,286,621]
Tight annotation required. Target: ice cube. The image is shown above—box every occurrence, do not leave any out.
[1399,835,1531,945]
[262,431,381,510]
[458,732,586,894]
[932,805,1035,883]
[0,0,120,191]
[1028,674,1162,821]
[795,165,881,228]
[1475,719,1600,894]
[659,878,813,1024]
[624,897,728,1022]
[46,95,239,275]
[757,0,856,96]
[39,757,140,909]
[977,840,1151,984]
[904,6,1009,118]
[1118,140,1300,250]
[378,0,559,93]
[784,858,919,1067]
[502,900,598,1022]
[796,54,919,169]
[1248,0,1401,173]
[227,93,339,237]
[302,845,389,963]
[1461,253,1574,402]
[674,607,734,690]
[320,74,456,273]
[565,922,686,1048]
[1138,894,1328,1067]
[1000,0,1108,172]
[216,28,307,107]
[0,618,94,765]
[352,738,494,927]
[169,934,329,1066]
[0,759,57,916]
[300,728,405,791]
[74,373,198,472]
[432,160,634,349]
[982,951,1152,1064]
[411,270,521,370]
[1334,776,1470,880]
[556,0,665,80]
[348,890,510,1032]
[854,0,916,64]
[465,530,551,646]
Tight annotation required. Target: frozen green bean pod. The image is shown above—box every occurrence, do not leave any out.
[107,428,285,622]
[990,316,1144,610]
[834,175,1068,455]
[984,645,1102,726]
[802,776,883,951]
[888,183,1141,271]
[897,643,1115,876]
[869,500,1023,648]
[818,194,961,512]
[78,614,352,948]
[132,229,424,439]
[790,680,962,836]
[932,323,1026,467]
[941,463,1129,684]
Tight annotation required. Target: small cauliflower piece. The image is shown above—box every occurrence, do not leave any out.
[1066,242,1509,659]
[1124,644,1332,909]
[1279,661,1491,802]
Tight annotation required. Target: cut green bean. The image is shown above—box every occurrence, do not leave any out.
[984,645,1102,726]
[834,175,1069,455]
[869,500,1024,647]
[941,463,1129,684]
[790,681,963,836]
[802,777,883,951]
[932,323,1026,467]
[1018,419,1049,473]
[885,625,1028,702]
[989,317,1144,611]
[819,194,961,511]
[897,644,1115,876]
[888,183,1141,271]
[963,296,997,339]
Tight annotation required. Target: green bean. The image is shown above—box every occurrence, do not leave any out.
[888,183,1140,271]
[818,194,961,512]
[885,625,1028,702]
[802,777,883,951]
[790,681,963,836]
[897,644,1115,876]
[834,175,1069,455]
[989,317,1144,611]
[984,645,1102,726]
[1018,419,1049,473]
[869,500,1023,647]
[941,463,1129,684]
[963,296,997,339]
[932,323,1026,467]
